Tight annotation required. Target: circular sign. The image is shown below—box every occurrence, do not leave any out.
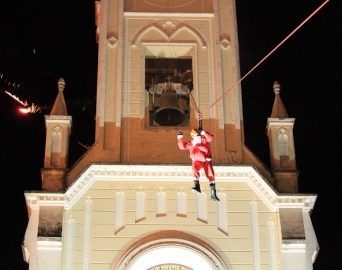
[148,264,193,270]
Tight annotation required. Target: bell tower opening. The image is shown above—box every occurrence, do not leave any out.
[144,45,193,127]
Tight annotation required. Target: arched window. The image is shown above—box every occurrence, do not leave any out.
[278,129,289,156]
[146,55,192,127]
[51,127,62,165]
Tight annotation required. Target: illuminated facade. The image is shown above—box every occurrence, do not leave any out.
[22,0,318,269]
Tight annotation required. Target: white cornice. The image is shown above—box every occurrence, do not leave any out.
[266,118,295,130]
[24,164,317,212]
[124,12,214,19]
[44,115,72,127]
[24,193,66,207]
[63,164,317,211]
[277,195,317,210]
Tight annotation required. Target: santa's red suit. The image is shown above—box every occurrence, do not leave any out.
[177,131,215,182]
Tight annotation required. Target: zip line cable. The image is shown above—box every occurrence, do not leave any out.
[189,92,200,113]
[200,0,329,117]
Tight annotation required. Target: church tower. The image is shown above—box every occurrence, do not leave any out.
[22,1,319,269]
[267,81,299,193]
[65,0,249,184]
[41,78,72,191]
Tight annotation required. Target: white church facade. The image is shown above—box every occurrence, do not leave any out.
[22,0,319,269]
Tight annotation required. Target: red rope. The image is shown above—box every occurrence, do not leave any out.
[201,0,329,116]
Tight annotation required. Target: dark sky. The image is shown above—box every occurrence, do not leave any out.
[0,1,340,269]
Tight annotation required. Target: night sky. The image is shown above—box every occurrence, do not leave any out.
[0,1,341,269]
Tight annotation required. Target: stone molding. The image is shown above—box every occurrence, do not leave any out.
[113,230,229,270]
[128,18,208,48]
[24,193,65,207]
[266,118,296,130]
[107,33,118,48]
[24,164,317,212]
[278,196,317,210]
[63,164,316,211]
[220,38,231,49]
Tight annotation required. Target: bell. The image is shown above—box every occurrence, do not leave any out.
[154,91,186,126]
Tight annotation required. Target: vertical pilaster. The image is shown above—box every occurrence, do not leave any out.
[217,191,227,234]
[156,187,167,217]
[23,203,39,270]
[136,187,147,222]
[250,200,260,270]
[303,207,319,269]
[66,216,76,270]
[177,188,187,217]
[267,218,278,269]
[197,192,207,223]
[116,188,126,233]
[83,197,93,269]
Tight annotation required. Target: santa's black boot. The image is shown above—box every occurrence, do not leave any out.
[191,180,201,193]
[210,183,220,201]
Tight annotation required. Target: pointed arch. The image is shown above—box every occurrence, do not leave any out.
[169,25,207,48]
[131,21,207,48]
[132,25,169,46]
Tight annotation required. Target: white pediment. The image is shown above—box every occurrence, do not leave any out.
[23,164,317,212]
[62,164,316,211]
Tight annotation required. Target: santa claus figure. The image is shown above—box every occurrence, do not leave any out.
[177,128,220,201]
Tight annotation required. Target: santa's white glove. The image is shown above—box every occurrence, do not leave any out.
[206,158,211,161]
[200,130,205,135]
[177,131,183,139]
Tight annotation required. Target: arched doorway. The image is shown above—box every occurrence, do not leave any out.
[113,231,229,270]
